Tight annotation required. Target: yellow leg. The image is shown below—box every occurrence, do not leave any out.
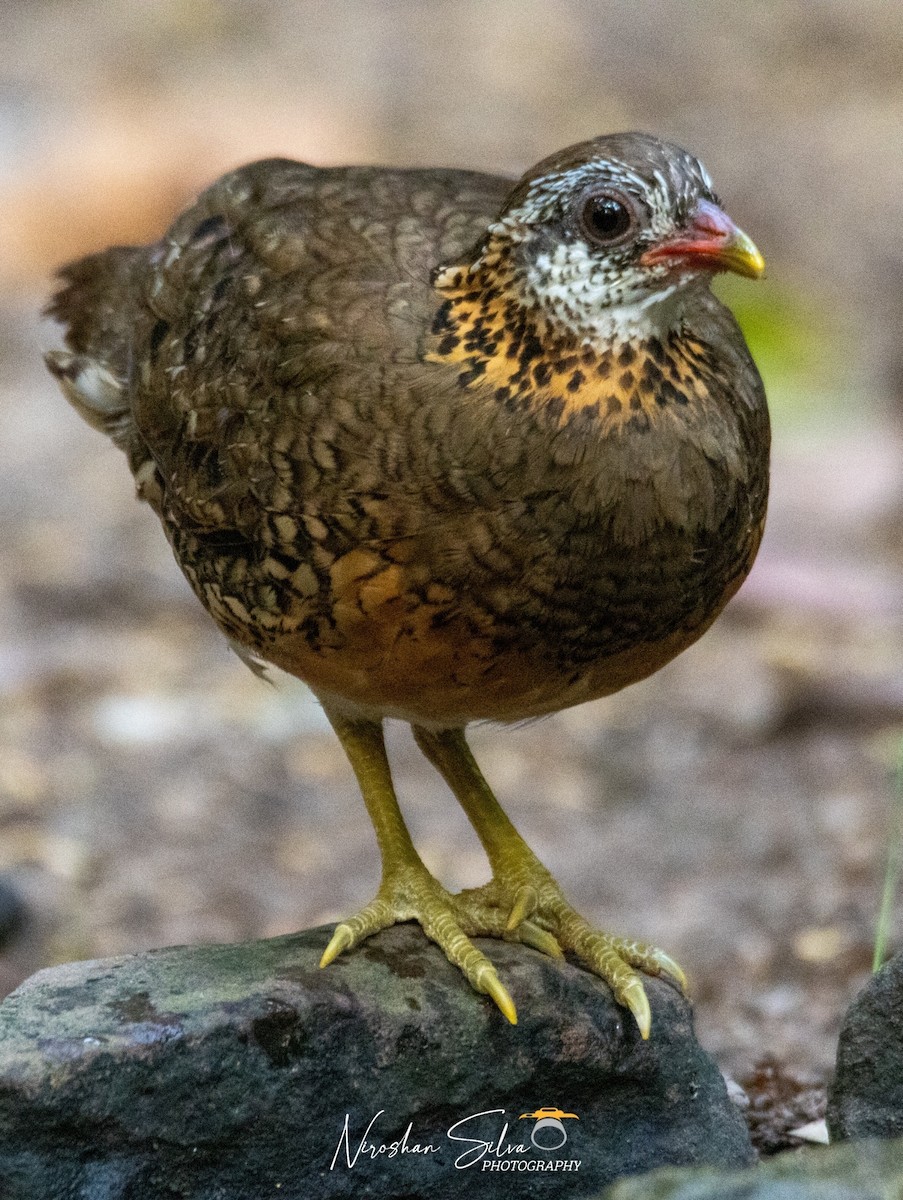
[317,706,517,1023]
[412,725,687,1039]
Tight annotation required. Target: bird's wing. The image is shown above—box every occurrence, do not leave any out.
[46,158,512,546]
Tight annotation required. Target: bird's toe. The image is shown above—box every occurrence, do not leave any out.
[319,867,519,1024]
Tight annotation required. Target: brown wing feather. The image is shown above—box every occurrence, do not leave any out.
[45,157,511,497]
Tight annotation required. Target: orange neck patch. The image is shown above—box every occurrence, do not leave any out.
[426,261,722,431]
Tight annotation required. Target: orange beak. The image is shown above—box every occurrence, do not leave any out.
[640,199,765,280]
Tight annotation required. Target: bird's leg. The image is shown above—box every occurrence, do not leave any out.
[318,706,517,1023]
[412,725,687,1039]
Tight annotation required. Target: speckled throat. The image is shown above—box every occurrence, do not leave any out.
[427,255,728,433]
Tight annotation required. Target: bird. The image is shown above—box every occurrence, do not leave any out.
[45,132,768,1039]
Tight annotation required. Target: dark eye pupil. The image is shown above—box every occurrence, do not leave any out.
[584,196,631,242]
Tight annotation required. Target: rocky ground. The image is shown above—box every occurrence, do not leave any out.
[0,0,901,1154]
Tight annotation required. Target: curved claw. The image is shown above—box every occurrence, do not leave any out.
[480,967,518,1025]
[319,923,354,969]
[653,950,688,993]
[506,885,538,931]
[620,979,651,1040]
[518,921,564,959]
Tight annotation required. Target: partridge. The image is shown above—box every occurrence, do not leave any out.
[46,132,768,1038]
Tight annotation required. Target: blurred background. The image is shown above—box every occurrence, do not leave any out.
[0,0,901,1086]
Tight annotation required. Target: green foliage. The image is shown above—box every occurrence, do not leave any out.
[714,275,852,429]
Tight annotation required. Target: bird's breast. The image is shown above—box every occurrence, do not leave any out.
[159,270,768,726]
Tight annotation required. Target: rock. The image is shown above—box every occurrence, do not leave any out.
[599,1136,903,1199]
[0,924,752,1199]
[828,954,903,1141]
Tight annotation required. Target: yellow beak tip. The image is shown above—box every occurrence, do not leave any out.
[741,250,767,280]
[728,233,766,280]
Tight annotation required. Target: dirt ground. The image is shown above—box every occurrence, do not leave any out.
[0,0,901,1107]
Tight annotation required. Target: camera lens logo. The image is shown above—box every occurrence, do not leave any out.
[518,1107,579,1150]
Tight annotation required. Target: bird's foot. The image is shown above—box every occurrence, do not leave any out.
[318,858,684,1036]
[320,863,530,1023]
[453,862,686,1039]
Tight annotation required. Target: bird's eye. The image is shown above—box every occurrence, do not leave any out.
[580,193,634,245]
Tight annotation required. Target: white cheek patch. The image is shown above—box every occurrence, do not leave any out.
[525,239,693,344]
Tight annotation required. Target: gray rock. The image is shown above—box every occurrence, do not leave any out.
[0,924,751,1198]
[828,955,903,1141]
[599,1137,903,1199]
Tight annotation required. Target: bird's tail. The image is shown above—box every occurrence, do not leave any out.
[44,247,144,449]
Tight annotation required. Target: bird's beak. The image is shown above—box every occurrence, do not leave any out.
[640,199,765,280]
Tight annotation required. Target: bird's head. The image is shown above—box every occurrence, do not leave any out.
[443,132,764,348]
